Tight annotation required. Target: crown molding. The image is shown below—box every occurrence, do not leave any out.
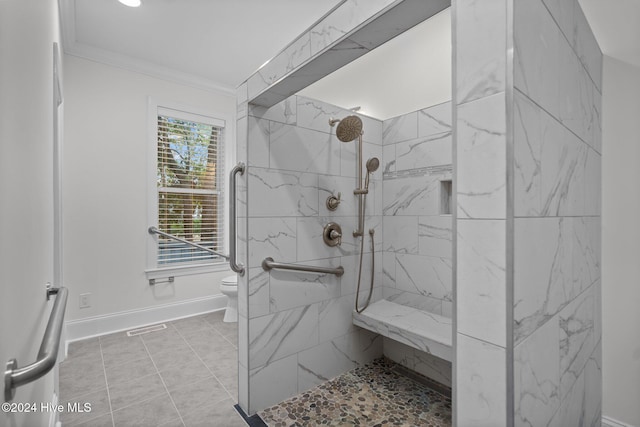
[58,0,236,97]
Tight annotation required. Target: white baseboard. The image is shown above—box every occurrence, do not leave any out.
[64,294,227,344]
[603,415,638,427]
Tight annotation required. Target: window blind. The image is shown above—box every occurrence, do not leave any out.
[156,112,224,265]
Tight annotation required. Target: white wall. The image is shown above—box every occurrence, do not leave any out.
[62,55,237,327]
[602,55,640,426]
[0,0,61,425]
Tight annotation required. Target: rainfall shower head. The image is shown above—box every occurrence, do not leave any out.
[366,157,380,173]
[333,115,363,142]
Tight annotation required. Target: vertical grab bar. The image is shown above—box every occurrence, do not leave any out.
[229,162,245,276]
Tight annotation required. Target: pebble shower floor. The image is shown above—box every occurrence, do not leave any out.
[259,358,452,427]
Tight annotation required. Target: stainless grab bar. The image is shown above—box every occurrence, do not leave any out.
[262,257,344,277]
[229,162,245,276]
[148,226,229,260]
[4,286,68,402]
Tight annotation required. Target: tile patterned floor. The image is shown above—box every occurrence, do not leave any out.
[259,358,452,427]
[59,311,245,427]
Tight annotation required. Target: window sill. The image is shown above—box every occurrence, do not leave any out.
[145,262,231,280]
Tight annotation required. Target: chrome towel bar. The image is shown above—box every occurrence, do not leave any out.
[262,257,344,277]
[4,286,68,402]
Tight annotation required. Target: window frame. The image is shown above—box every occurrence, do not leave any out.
[146,98,234,279]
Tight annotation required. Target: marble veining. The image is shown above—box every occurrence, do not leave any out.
[352,299,452,362]
[456,333,506,426]
[457,219,506,347]
[456,92,507,220]
[395,253,453,302]
[455,0,506,104]
[248,168,319,217]
[382,112,418,145]
[249,304,319,368]
[514,217,572,344]
[383,288,446,316]
[418,102,452,136]
[559,285,595,399]
[514,90,542,216]
[247,218,296,268]
[395,133,452,171]
[418,215,453,259]
[514,316,560,427]
[248,268,270,319]
[383,175,441,216]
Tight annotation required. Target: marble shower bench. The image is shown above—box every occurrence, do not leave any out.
[352,299,452,362]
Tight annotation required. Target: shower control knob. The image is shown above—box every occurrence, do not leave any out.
[326,192,341,211]
[323,222,343,247]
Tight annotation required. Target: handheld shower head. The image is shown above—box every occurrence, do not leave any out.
[363,157,380,192]
[366,157,380,173]
[334,115,363,142]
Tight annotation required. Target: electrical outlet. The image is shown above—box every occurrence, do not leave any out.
[79,293,91,309]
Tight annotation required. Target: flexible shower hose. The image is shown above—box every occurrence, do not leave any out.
[355,195,375,314]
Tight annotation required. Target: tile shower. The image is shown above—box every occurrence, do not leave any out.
[234,0,602,424]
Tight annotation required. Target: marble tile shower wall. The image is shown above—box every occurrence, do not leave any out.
[454,0,509,424]
[247,0,398,105]
[243,95,384,413]
[513,0,602,426]
[454,0,601,424]
[381,102,453,318]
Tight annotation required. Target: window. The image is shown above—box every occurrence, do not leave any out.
[155,106,225,266]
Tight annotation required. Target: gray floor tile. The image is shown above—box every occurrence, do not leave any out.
[141,325,190,355]
[158,418,186,427]
[159,354,212,392]
[59,313,240,426]
[170,377,230,417]
[99,331,132,345]
[108,373,166,410]
[223,332,239,348]
[151,346,202,373]
[60,351,103,379]
[171,316,212,334]
[112,394,180,427]
[59,366,107,402]
[76,412,114,427]
[211,320,237,338]
[204,351,237,377]
[207,359,238,400]
[61,388,111,426]
[197,341,236,367]
[182,329,232,355]
[201,310,225,325]
[101,336,149,368]
[104,355,157,387]
[181,398,246,427]
[67,338,101,360]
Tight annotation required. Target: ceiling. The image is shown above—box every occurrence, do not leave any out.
[60,0,640,116]
[578,0,640,70]
[60,0,341,94]
[298,8,452,120]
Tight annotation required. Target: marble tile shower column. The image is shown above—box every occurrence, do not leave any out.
[454,0,602,425]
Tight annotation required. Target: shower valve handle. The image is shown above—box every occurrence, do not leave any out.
[323,222,343,247]
[326,192,341,211]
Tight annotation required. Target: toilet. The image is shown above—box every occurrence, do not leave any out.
[220,275,238,323]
